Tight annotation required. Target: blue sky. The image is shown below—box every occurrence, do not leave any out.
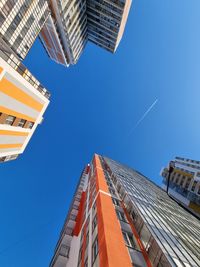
[1,0,200,266]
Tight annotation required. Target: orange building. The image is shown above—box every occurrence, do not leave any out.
[50,155,200,267]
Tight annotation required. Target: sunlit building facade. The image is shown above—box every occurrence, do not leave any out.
[161,156,200,219]
[0,0,50,59]
[40,0,132,66]
[0,40,50,162]
[50,154,200,267]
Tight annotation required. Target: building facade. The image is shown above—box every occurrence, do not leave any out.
[50,154,200,267]
[0,0,50,59]
[39,0,132,66]
[0,40,50,162]
[161,156,200,219]
[0,0,132,66]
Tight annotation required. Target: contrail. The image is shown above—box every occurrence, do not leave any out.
[128,98,158,136]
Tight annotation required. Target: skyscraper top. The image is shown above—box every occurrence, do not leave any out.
[40,0,132,66]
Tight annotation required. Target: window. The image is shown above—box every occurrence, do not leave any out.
[78,248,82,266]
[191,181,197,192]
[92,215,97,232]
[27,121,34,129]
[84,257,88,267]
[122,231,135,248]
[109,188,116,195]
[92,202,96,212]
[18,119,26,127]
[198,186,200,195]
[5,115,15,125]
[112,198,120,206]
[86,231,89,247]
[92,237,98,264]
[81,230,84,243]
[116,210,127,222]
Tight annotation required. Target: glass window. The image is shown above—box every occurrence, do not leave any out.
[112,198,120,206]
[78,248,82,266]
[5,115,15,125]
[27,121,34,129]
[191,181,197,192]
[122,231,135,248]
[84,257,88,267]
[86,231,89,247]
[18,119,26,127]
[92,237,98,263]
[116,210,127,222]
[197,186,200,195]
[92,215,97,232]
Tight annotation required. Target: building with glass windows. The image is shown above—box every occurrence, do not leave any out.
[0,40,50,162]
[161,156,200,219]
[0,0,131,67]
[40,0,132,66]
[50,154,200,267]
[0,0,50,59]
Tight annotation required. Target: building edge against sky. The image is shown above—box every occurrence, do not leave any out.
[161,156,200,219]
[50,154,200,267]
[0,0,132,67]
[39,0,132,66]
[0,39,50,163]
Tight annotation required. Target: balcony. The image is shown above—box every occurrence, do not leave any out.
[188,192,200,205]
[59,244,70,258]
[50,244,70,267]
[128,247,147,267]
[0,46,50,99]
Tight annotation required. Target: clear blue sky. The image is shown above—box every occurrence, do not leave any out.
[1,0,200,266]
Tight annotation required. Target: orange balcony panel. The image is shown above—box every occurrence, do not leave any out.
[73,191,86,236]
[96,192,132,267]
[93,154,109,193]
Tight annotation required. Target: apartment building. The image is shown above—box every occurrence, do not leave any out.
[0,0,50,59]
[161,156,200,219]
[50,154,200,267]
[40,0,132,66]
[0,40,50,162]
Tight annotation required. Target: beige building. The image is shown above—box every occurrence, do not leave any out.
[161,156,200,219]
[0,41,50,162]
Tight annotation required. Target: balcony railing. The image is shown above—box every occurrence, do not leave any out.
[0,49,50,99]
[188,192,200,205]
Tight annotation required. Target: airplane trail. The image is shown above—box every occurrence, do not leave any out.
[128,98,158,136]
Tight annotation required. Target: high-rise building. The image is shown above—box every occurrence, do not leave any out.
[0,0,131,67]
[50,154,200,267]
[40,0,132,66]
[0,40,50,162]
[0,0,50,59]
[161,156,200,219]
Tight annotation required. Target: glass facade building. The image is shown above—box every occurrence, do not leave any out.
[0,0,50,59]
[50,154,200,267]
[40,0,132,66]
